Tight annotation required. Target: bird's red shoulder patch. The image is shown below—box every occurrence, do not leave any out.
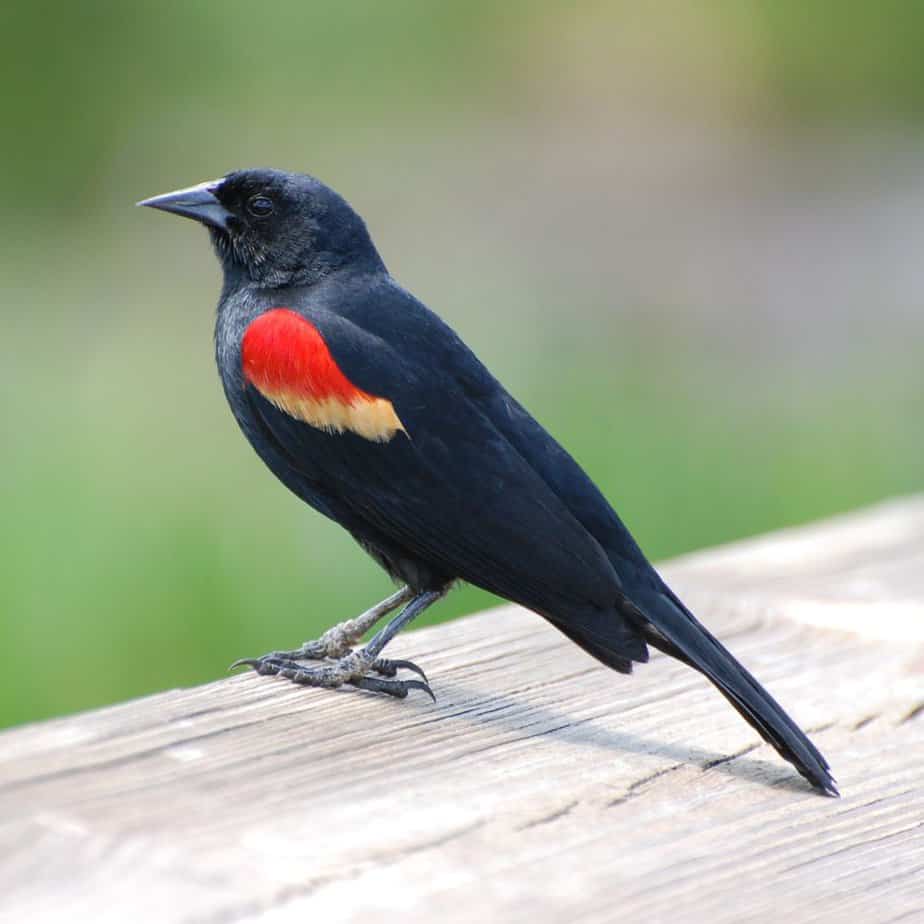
[241,309,405,442]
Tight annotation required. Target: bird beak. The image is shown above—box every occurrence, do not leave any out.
[137,179,232,230]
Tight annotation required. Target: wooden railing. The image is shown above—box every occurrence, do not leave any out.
[2,497,923,923]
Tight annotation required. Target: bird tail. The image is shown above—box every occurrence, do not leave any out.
[628,584,838,796]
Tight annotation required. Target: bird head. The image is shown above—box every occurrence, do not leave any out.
[138,168,382,288]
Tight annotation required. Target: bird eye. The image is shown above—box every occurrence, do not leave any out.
[247,195,274,218]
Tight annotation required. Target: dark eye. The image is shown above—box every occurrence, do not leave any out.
[247,195,274,218]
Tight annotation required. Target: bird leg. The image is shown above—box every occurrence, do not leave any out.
[260,585,414,661]
[231,589,444,699]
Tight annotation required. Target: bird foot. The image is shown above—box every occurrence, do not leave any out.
[230,648,434,701]
[253,625,362,663]
[230,588,440,700]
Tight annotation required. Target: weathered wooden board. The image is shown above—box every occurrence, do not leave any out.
[2,498,923,924]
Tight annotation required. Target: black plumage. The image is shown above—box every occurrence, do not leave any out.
[139,168,837,796]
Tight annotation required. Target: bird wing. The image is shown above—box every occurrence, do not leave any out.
[473,388,657,581]
[238,303,646,661]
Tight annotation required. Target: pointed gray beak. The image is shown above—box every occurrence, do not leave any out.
[137,179,232,230]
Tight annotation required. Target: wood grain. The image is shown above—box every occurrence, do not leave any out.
[2,497,923,924]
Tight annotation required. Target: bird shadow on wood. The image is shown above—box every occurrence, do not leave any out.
[426,679,816,797]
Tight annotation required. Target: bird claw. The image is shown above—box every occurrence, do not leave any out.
[350,675,436,702]
[372,657,429,684]
[229,652,435,700]
[229,657,261,672]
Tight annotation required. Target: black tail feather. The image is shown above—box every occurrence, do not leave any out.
[627,586,838,796]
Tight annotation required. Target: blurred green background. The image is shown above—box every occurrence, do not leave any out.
[1,2,921,728]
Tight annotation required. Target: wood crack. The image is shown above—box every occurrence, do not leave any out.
[608,763,687,807]
[700,742,761,772]
[517,800,579,830]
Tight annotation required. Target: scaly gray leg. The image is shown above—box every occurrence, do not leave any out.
[232,589,443,699]
[233,585,417,678]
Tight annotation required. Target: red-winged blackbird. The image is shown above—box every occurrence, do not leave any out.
[139,169,837,796]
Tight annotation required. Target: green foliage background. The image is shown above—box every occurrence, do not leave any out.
[1,2,921,727]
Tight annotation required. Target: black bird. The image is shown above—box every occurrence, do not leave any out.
[139,168,837,796]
